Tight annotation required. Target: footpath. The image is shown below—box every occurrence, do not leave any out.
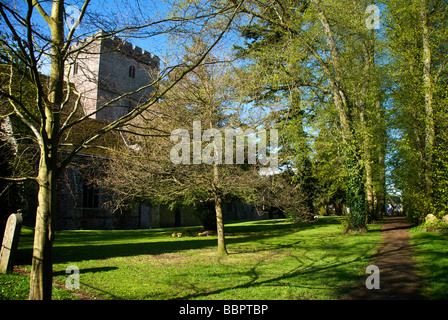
[350,216,424,299]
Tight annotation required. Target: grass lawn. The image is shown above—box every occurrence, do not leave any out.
[2,217,382,300]
[410,228,448,299]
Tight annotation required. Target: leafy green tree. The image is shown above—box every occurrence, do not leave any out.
[233,0,387,230]
[386,0,448,223]
[0,0,241,299]
[102,45,266,256]
[312,122,347,216]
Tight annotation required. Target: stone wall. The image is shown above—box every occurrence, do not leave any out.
[54,154,115,230]
[66,35,102,117]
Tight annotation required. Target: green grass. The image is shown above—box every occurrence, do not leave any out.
[0,265,81,300]
[0,271,31,300]
[3,217,383,300]
[410,228,448,299]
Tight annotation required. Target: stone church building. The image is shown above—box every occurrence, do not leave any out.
[52,31,261,230]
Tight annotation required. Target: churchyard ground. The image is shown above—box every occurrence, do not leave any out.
[1,216,447,300]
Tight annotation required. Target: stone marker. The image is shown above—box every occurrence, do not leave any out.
[442,214,448,225]
[425,213,438,224]
[0,213,23,273]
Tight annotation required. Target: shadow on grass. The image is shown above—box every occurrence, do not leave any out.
[16,238,220,265]
[13,217,383,300]
[52,266,119,276]
[411,231,448,299]
[17,218,337,265]
[168,247,374,300]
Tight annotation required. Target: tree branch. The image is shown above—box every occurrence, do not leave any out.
[58,0,245,172]
[30,0,52,26]
[0,176,37,183]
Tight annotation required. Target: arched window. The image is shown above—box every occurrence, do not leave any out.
[129,65,136,78]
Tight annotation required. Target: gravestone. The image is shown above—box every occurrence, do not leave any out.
[0,213,23,273]
[442,214,448,225]
[425,213,438,224]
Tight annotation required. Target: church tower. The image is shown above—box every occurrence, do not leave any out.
[67,30,160,122]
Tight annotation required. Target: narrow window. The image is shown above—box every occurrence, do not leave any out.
[73,62,79,75]
[129,65,136,78]
[83,180,99,208]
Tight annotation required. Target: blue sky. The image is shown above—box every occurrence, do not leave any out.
[0,1,185,74]
[1,0,404,195]
[5,0,242,75]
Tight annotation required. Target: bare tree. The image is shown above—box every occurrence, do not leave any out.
[0,0,242,299]
[101,43,267,256]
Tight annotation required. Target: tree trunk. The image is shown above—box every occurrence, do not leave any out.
[215,193,227,256]
[345,151,367,231]
[334,203,343,216]
[312,0,366,230]
[359,98,375,223]
[29,0,65,300]
[365,161,375,222]
[376,106,387,220]
[420,0,434,194]
[361,29,384,223]
[213,163,227,255]
[29,155,57,300]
